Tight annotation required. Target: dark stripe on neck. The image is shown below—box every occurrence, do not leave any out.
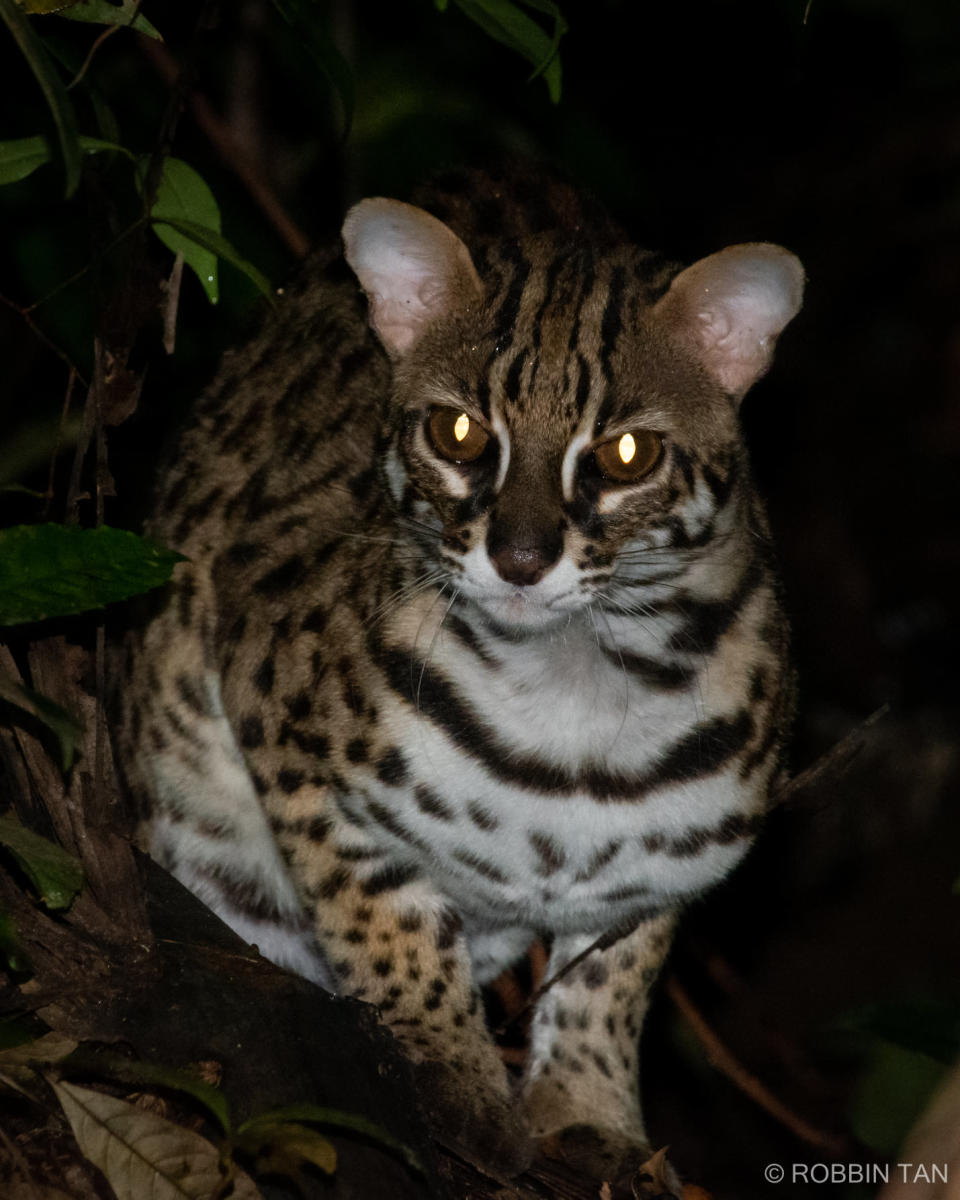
[373,629,752,800]
[668,557,764,655]
[601,647,696,690]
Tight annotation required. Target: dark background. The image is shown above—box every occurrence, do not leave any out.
[1,2,959,1196]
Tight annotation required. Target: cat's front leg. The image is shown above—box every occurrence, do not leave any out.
[280,823,531,1172]
[521,912,680,1192]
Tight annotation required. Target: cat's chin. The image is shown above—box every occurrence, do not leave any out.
[473,590,573,633]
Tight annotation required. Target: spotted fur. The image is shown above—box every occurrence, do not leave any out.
[113,168,803,1179]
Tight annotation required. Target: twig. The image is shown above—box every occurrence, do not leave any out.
[0,292,87,384]
[162,252,184,355]
[68,0,144,89]
[64,383,95,527]
[494,929,623,1037]
[664,974,851,1156]
[67,23,119,90]
[21,218,146,317]
[42,367,77,520]
[139,35,311,258]
[699,951,834,1096]
[769,703,890,810]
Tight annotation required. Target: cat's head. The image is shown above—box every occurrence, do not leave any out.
[343,197,803,632]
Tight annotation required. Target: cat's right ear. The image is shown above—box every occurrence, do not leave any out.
[342,199,483,358]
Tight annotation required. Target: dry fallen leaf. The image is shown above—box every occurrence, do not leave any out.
[52,1079,263,1200]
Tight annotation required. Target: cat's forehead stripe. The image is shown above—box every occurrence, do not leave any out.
[593,265,628,433]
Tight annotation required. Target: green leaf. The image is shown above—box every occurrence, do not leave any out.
[0,1013,46,1051]
[81,1056,232,1135]
[138,156,222,304]
[28,0,162,38]
[238,1104,422,1175]
[0,0,81,194]
[840,999,960,1067]
[0,670,82,769]
[0,133,131,186]
[0,908,32,974]
[152,218,275,306]
[850,1040,947,1155]
[0,485,45,498]
[19,1,76,12]
[0,813,83,910]
[508,0,567,82]
[269,0,354,134]
[0,524,183,626]
[237,1119,337,1177]
[451,0,565,101]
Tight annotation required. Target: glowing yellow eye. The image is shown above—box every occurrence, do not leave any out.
[593,430,662,483]
[428,408,490,463]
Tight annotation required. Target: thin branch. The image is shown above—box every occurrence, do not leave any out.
[494,929,623,1037]
[664,974,852,1157]
[68,0,145,89]
[67,23,119,90]
[0,292,86,384]
[42,367,77,520]
[162,251,184,355]
[139,35,311,258]
[770,703,890,810]
[22,217,147,317]
[64,384,94,527]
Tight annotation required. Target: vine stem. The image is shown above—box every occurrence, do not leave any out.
[139,35,310,258]
[664,975,853,1157]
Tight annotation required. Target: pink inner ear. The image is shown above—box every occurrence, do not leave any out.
[655,243,804,397]
[342,198,482,358]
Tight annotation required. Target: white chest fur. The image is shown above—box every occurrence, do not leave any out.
[342,600,761,935]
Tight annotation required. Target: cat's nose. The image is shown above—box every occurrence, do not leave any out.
[488,535,562,586]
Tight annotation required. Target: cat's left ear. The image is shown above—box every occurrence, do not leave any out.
[342,199,483,358]
[652,244,804,399]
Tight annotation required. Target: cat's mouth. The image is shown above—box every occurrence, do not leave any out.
[473,586,576,632]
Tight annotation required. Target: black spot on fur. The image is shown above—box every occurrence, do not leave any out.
[345,737,369,763]
[435,910,463,951]
[253,554,307,595]
[466,802,499,831]
[362,863,419,896]
[277,768,305,794]
[252,655,275,695]
[414,785,454,821]
[284,691,312,720]
[529,831,566,876]
[582,959,609,989]
[239,715,265,748]
[376,747,408,786]
[301,605,328,635]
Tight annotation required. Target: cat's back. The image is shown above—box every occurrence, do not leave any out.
[148,251,390,566]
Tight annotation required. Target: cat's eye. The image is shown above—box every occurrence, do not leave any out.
[428,408,490,464]
[593,430,663,483]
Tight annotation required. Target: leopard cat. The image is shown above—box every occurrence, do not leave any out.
[113,168,802,1186]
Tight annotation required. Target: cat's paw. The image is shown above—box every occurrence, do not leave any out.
[538,1126,681,1197]
[412,1059,533,1176]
